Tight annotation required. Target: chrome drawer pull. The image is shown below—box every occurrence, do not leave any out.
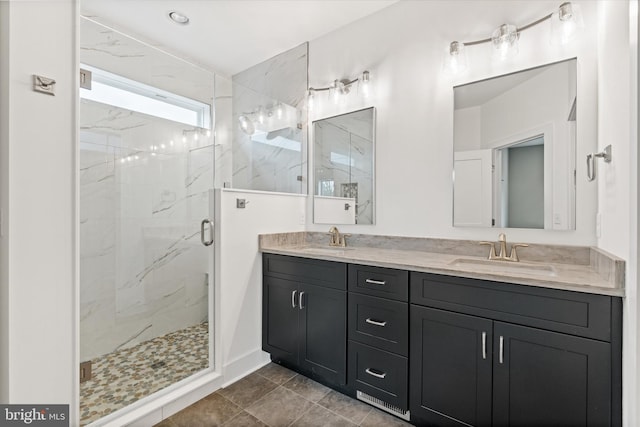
[365,368,386,379]
[482,332,487,360]
[365,279,386,286]
[291,290,297,308]
[299,291,305,310]
[499,336,504,364]
[365,318,387,327]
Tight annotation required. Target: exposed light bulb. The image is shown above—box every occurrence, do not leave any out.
[120,158,126,164]
[444,41,468,75]
[360,71,371,97]
[551,2,583,45]
[160,143,166,149]
[332,80,343,104]
[492,24,519,60]
[134,155,139,160]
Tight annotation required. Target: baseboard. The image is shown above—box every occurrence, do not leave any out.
[222,348,271,387]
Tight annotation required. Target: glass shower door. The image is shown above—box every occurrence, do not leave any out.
[79,18,215,425]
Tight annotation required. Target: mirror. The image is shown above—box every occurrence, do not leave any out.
[313,107,375,224]
[453,58,577,230]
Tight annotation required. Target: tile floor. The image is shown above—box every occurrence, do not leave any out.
[80,322,209,426]
[154,363,413,427]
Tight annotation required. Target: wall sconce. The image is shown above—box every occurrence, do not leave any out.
[307,70,371,110]
[445,2,583,74]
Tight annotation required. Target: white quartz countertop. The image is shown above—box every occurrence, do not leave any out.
[259,233,625,297]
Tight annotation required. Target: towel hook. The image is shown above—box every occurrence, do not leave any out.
[586,145,612,182]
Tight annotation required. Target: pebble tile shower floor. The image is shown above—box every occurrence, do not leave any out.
[154,363,412,427]
[80,322,209,426]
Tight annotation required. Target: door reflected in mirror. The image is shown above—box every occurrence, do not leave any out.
[453,58,577,230]
[313,107,375,225]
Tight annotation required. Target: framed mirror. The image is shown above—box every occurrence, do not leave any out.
[453,58,577,230]
[313,107,375,225]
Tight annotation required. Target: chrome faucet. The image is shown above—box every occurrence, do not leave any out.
[479,233,529,262]
[328,226,350,247]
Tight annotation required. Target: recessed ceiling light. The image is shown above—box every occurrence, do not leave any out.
[168,11,189,25]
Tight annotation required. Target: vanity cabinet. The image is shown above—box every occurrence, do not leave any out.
[262,254,347,386]
[347,265,409,412]
[410,272,622,427]
[261,254,622,426]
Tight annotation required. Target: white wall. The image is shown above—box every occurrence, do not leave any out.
[0,0,77,422]
[307,0,598,246]
[305,0,636,423]
[595,2,639,426]
[214,189,306,382]
[0,0,9,403]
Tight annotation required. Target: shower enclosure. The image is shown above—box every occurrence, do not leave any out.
[79,18,215,425]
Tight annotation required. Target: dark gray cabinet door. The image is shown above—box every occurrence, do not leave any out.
[262,276,299,366]
[299,282,347,385]
[410,305,493,426]
[492,322,611,427]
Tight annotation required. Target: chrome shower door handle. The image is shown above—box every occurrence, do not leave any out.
[201,219,214,246]
[586,153,596,182]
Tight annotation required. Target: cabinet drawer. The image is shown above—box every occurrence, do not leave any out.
[348,264,408,301]
[348,293,408,356]
[348,341,408,410]
[263,253,346,290]
[410,272,613,341]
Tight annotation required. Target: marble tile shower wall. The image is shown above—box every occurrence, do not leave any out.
[80,101,210,362]
[230,43,308,193]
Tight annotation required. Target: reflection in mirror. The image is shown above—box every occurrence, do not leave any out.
[313,107,375,225]
[453,58,577,230]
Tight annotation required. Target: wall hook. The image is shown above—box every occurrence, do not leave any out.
[586,145,611,182]
[33,74,56,96]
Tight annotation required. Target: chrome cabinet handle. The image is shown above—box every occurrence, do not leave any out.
[482,332,487,360]
[200,219,213,246]
[291,290,297,308]
[299,291,305,309]
[365,279,386,286]
[499,336,504,364]
[365,318,387,327]
[365,368,386,379]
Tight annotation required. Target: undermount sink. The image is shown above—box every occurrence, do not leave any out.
[448,257,557,277]
[299,246,355,255]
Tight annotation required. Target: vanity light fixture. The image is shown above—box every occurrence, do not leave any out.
[168,11,190,25]
[307,70,371,109]
[445,2,583,73]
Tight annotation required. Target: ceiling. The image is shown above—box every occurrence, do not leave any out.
[80,0,398,77]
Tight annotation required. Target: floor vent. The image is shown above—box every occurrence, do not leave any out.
[356,390,411,421]
[150,360,167,370]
